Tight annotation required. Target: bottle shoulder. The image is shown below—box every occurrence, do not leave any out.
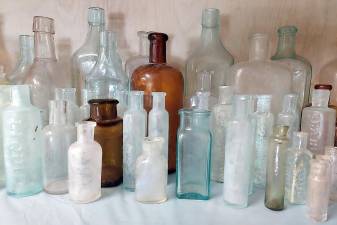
[132,63,183,79]
[187,44,234,65]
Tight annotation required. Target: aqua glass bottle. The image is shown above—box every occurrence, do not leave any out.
[176,109,212,200]
[185,8,234,105]
[8,35,34,84]
[2,85,43,197]
[0,66,9,85]
[271,26,312,108]
[72,7,105,105]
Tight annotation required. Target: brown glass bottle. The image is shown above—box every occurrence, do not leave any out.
[131,32,184,172]
[88,99,123,187]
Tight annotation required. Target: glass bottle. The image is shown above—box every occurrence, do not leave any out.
[123,91,147,191]
[8,35,34,84]
[2,85,43,197]
[253,95,274,188]
[185,8,234,104]
[131,32,184,172]
[86,31,128,100]
[135,137,167,203]
[223,95,254,207]
[0,65,9,85]
[88,99,123,187]
[271,26,312,108]
[24,16,59,126]
[228,33,292,114]
[265,125,289,210]
[276,94,300,141]
[285,132,312,204]
[210,86,233,182]
[176,109,211,200]
[307,159,331,222]
[42,100,76,194]
[55,88,80,125]
[301,89,336,155]
[68,121,102,203]
[324,146,337,201]
[125,31,150,79]
[72,7,105,105]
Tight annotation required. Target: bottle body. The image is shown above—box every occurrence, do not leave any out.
[0,86,10,187]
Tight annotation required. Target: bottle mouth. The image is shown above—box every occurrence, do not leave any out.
[33,16,55,34]
[202,8,220,28]
[88,98,119,105]
[148,32,168,42]
[277,25,298,35]
[314,84,333,91]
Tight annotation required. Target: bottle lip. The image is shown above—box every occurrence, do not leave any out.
[148,32,168,42]
[277,25,298,35]
[201,8,220,28]
[249,33,268,40]
[88,7,105,25]
[88,98,119,105]
[314,84,333,90]
[33,16,55,34]
[179,108,211,115]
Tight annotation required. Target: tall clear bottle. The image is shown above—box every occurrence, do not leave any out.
[223,95,254,207]
[68,121,102,203]
[210,86,233,182]
[123,91,147,191]
[43,100,76,194]
[55,88,80,125]
[285,132,312,204]
[228,33,292,114]
[271,26,312,108]
[253,95,274,188]
[185,8,234,105]
[72,7,105,105]
[301,89,336,155]
[125,31,150,78]
[8,35,34,84]
[2,85,43,197]
[324,146,337,200]
[24,16,60,126]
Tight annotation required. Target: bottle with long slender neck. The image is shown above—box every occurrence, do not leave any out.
[228,33,292,114]
[55,88,80,125]
[131,32,184,172]
[271,26,312,108]
[24,16,59,126]
[8,35,34,84]
[185,8,234,105]
[72,7,105,105]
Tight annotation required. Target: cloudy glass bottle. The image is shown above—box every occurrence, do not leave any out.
[325,146,337,200]
[55,88,80,125]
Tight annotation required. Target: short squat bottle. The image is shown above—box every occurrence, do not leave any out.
[88,99,123,187]
[223,95,254,207]
[176,109,212,200]
[285,132,312,204]
[301,89,336,155]
[55,88,80,125]
[43,100,76,194]
[265,125,289,211]
[253,95,274,188]
[68,121,102,203]
[2,85,43,197]
[211,86,233,182]
[135,137,167,203]
[324,146,337,200]
[123,91,147,191]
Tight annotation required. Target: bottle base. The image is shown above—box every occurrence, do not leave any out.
[136,197,167,204]
[7,188,43,198]
[308,213,327,222]
[44,180,68,195]
[123,186,135,192]
[265,199,284,211]
[70,192,101,204]
[101,177,123,188]
[177,192,209,200]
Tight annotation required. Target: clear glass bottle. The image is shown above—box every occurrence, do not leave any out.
[135,137,167,203]
[72,7,105,105]
[228,33,292,114]
[307,159,331,222]
[125,31,150,79]
[210,86,233,182]
[68,121,102,203]
[223,95,254,207]
[55,88,80,125]
[42,100,76,194]
[0,65,9,85]
[301,89,336,155]
[176,109,212,200]
[86,31,128,100]
[276,94,300,141]
[265,125,289,210]
[271,26,312,109]
[2,85,43,197]
[253,95,274,188]
[8,35,34,84]
[285,132,312,204]
[24,16,59,126]
[185,8,234,105]
[324,146,337,201]
[123,91,147,191]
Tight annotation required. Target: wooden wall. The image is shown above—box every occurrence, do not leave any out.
[0,0,337,85]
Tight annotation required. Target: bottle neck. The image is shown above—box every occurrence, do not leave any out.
[84,24,103,47]
[274,33,296,58]
[129,94,144,110]
[77,125,95,143]
[282,95,298,113]
[312,90,330,107]
[49,101,67,125]
[249,34,269,61]
[20,44,34,64]
[200,25,221,46]
[139,34,149,57]
[149,40,166,64]
[152,96,165,109]
[34,32,56,60]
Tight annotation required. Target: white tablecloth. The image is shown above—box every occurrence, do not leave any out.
[0,175,336,225]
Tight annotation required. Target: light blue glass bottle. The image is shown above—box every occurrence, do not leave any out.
[2,85,43,197]
[176,109,212,200]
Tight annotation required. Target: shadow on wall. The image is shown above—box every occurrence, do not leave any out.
[57,38,72,87]
[0,14,13,73]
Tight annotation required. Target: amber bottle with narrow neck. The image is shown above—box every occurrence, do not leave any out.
[131,32,184,172]
[88,99,123,187]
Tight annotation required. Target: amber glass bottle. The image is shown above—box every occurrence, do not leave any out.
[131,32,184,172]
[88,99,123,187]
